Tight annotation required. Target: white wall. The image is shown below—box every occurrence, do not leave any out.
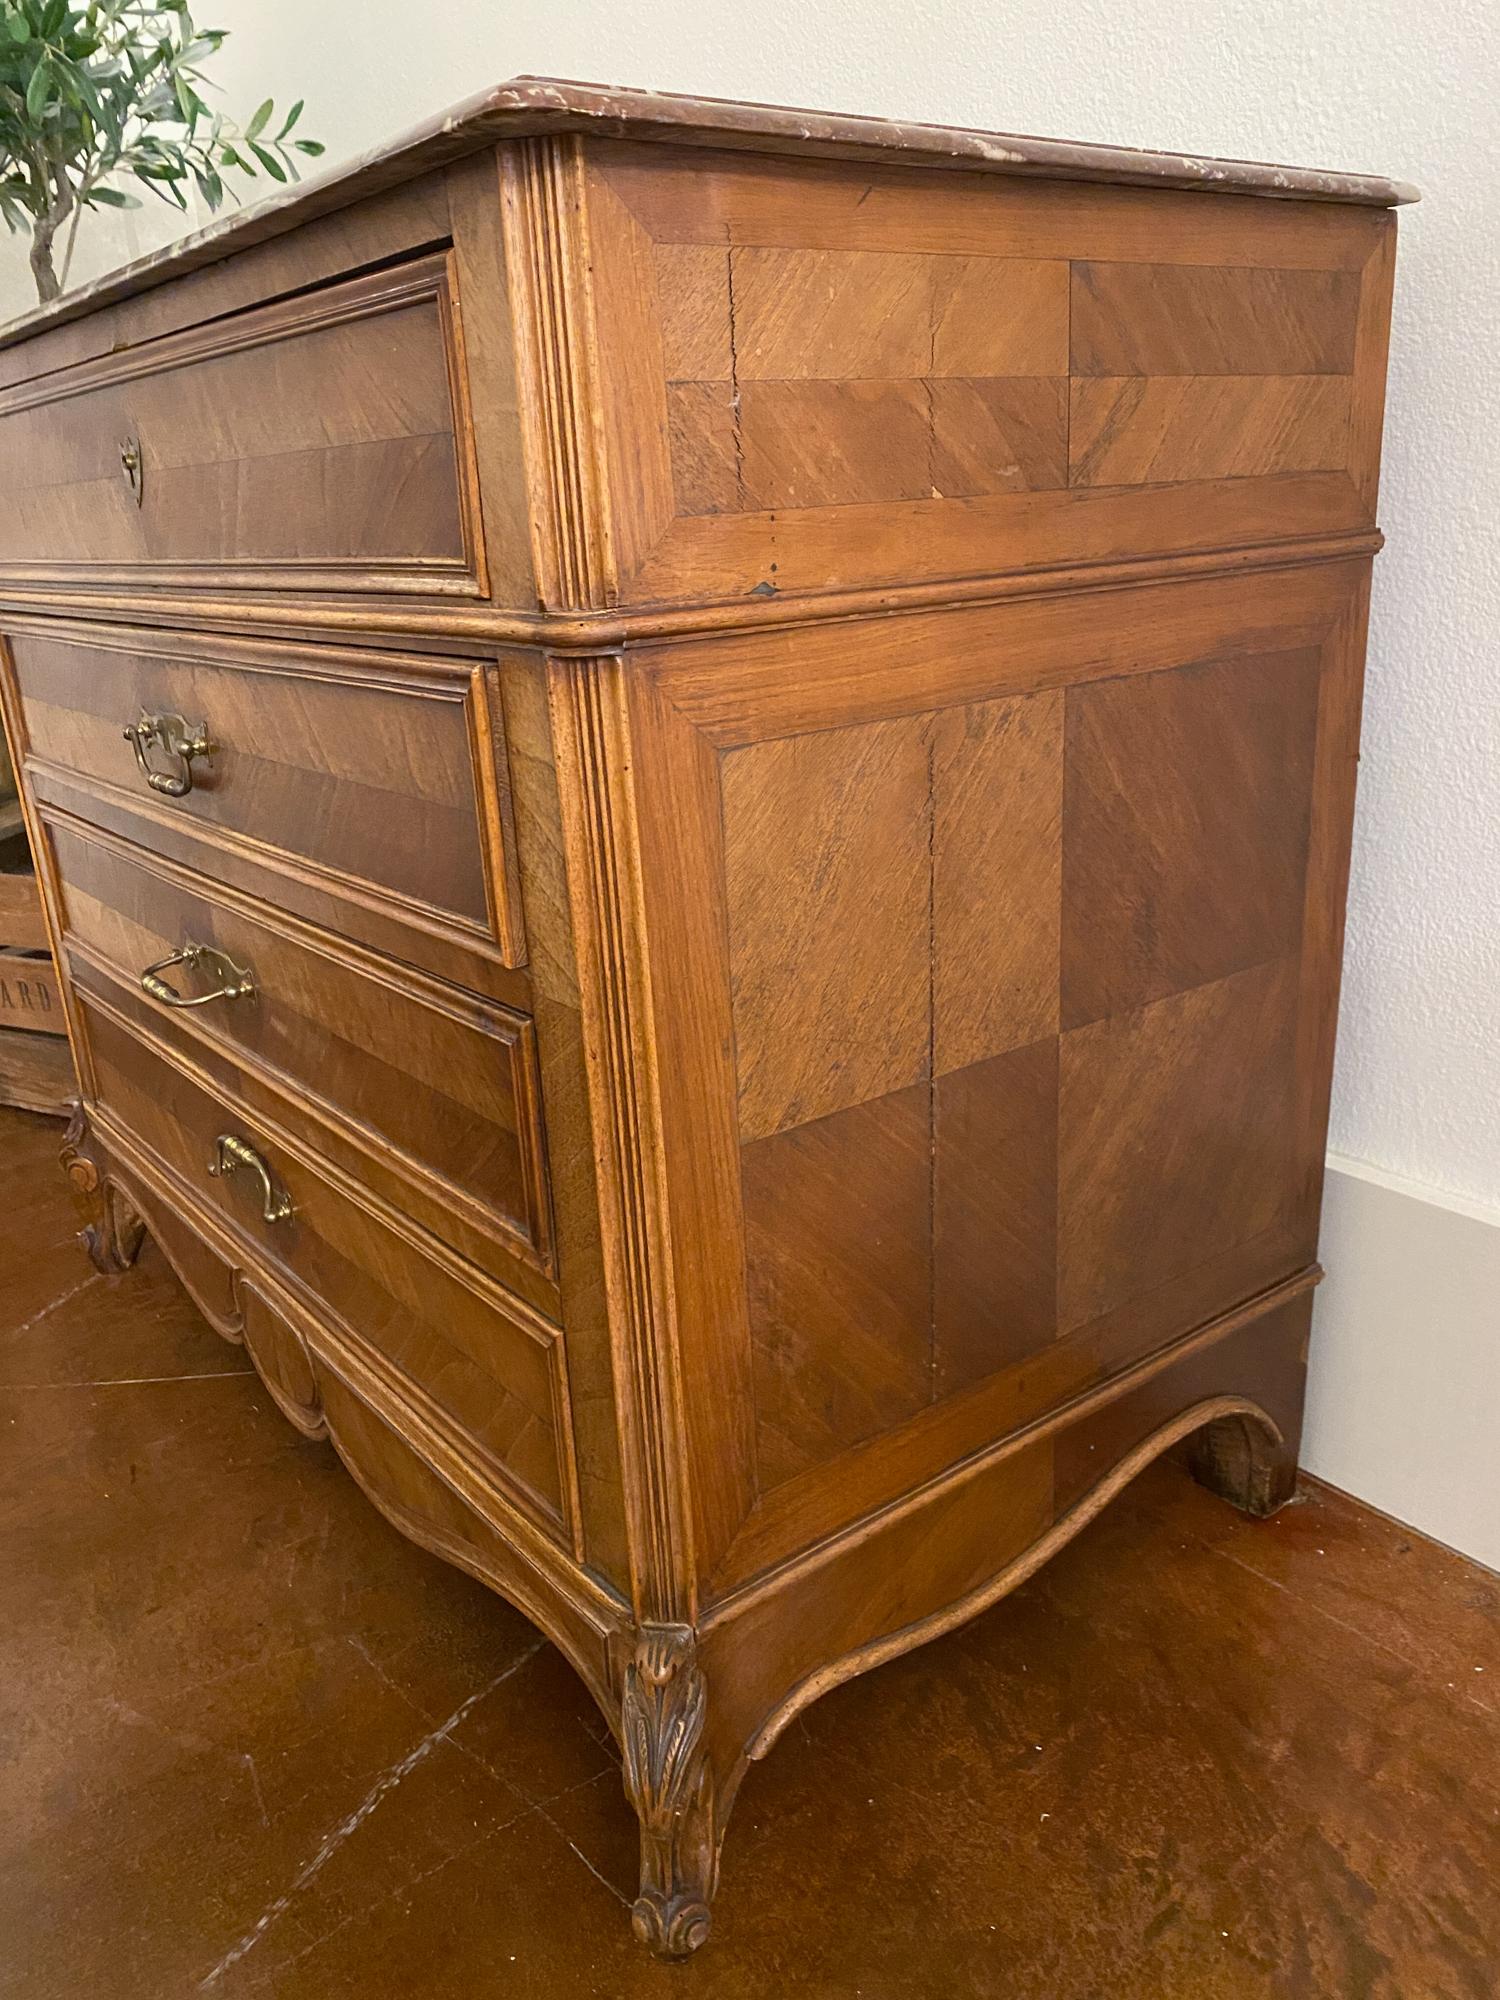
[2,2,1495,1555]
[1306,1159,1500,1571]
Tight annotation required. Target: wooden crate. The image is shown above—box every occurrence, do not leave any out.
[0,865,48,952]
[0,1026,73,1117]
[0,826,74,1117]
[0,942,65,1034]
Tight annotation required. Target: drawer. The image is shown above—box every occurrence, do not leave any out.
[79,988,572,1536]
[0,253,483,597]
[48,812,554,1302]
[5,622,526,975]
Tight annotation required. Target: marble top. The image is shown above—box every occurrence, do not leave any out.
[0,75,1418,349]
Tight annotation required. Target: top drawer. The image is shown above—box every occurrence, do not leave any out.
[0,253,484,599]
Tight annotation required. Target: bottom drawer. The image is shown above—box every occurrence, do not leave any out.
[79,990,571,1536]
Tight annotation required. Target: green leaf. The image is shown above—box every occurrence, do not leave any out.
[245,94,271,139]
[6,15,31,43]
[293,138,323,156]
[24,54,50,120]
[248,138,285,182]
[85,182,137,205]
[275,95,300,139]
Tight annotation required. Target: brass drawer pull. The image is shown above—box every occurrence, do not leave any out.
[209,1133,293,1225]
[140,942,255,1010]
[123,710,214,798]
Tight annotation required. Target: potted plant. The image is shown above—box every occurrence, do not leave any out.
[0,0,321,304]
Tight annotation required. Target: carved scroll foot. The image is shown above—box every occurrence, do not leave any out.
[1189,1409,1298,1519]
[60,1105,145,1275]
[621,1624,718,1958]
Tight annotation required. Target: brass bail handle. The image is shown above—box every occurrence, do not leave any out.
[123,710,215,798]
[140,941,255,1010]
[208,1133,292,1225]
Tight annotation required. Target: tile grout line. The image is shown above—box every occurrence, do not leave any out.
[0,1270,102,1342]
[239,1770,622,1989]
[196,1639,545,1988]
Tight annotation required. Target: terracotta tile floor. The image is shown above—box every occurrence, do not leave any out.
[2,1103,1497,1999]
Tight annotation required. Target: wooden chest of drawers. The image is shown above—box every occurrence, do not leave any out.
[0,78,1412,1956]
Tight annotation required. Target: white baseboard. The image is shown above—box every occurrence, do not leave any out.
[1303,1155,1500,1573]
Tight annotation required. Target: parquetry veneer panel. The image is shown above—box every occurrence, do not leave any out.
[934,1038,1059,1396]
[1057,955,1302,1333]
[723,714,932,1141]
[933,691,1063,1075]
[724,248,1071,379]
[1069,261,1361,376]
[0,77,1407,1962]
[582,137,1396,606]
[1061,648,1320,1026]
[1068,374,1353,487]
[744,1082,933,1488]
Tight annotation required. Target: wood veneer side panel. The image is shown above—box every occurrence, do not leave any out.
[700,1435,1055,1798]
[625,671,759,1571]
[1290,566,1374,1249]
[698,1285,1313,1799]
[590,141,1384,606]
[712,1238,1315,1595]
[1068,261,1362,377]
[500,649,631,1585]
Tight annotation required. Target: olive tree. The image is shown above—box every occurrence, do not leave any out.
[0,0,321,303]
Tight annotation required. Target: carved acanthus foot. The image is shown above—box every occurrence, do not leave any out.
[621,1623,718,1958]
[60,1104,146,1275]
[1189,1409,1298,1518]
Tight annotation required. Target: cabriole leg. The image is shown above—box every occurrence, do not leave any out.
[620,1623,719,1957]
[60,1104,145,1275]
[1189,1407,1299,1518]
